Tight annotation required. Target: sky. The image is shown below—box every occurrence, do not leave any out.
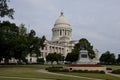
[2,0,120,57]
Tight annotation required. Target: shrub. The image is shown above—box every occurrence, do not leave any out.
[60,69,69,72]
[112,69,120,74]
[106,68,112,70]
[37,58,44,64]
[71,70,105,74]
[46,67,60,72]
[46,67,105,74]
[46,66,68,72]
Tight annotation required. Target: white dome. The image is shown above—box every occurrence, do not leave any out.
[54,11,70,26]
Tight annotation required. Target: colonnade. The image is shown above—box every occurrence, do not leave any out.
[52,28,72,41]
[41,45,65,58]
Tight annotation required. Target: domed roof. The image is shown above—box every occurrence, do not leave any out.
[54,11,70,26]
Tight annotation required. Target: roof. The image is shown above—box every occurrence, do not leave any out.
[54,11,70,28]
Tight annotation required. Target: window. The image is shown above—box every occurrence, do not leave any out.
[60,30,62,36]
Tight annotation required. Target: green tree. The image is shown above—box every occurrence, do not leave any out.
[0,21,19,63]
[99,51,116,64]
[0,0,14,19]
[65,38,95,63]
[46,52,64,64]
[65,52,78,63]
[13,24,28,63]
[28,30,45,62]
[37,58,44,64]
[117,54,120,64]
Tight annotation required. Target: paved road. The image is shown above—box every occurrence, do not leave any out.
[38,69,103,80]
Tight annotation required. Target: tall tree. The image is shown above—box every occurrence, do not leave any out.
[28,30,46,61]
[13,24,28,63]
[65,52,78,63]
[0,0,14,19]
[99,51,116,64]
[117,54,120,64]
[65,38,95,63]
[46,52,64,64]
[0,21,19,63]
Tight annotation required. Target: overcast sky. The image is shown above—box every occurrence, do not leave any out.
[2,0,120,57]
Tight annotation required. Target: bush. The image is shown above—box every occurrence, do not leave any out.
[112,69,120,74]
[37,58,44,64]
[46,67,60,72]
[71,70,105,74]
[60,69,69,72]
[106,68,112,70]
[46,67,105,74]
[46,67,69,72]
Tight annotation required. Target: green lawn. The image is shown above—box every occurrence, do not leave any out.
[0,65,120,80]
[0,65,88,80]
[0,78,29,80]
[103,65,120,70]
[60,72,120,80]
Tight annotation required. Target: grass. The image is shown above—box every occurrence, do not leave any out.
[0,64,120,80]
[0,78,28,80]
[0,65,88,80]
[103,65,120,70]
[60,72,120,80]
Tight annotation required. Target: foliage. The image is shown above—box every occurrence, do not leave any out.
[37,58,44,64]
[46,67,105,74]
[0,21,19,63]
[72,70,105,74]
[28,29,46,59]
[46,67,69,72]
[46,52,64,64]
[99,51,116,65]
[0,0,14,19]
[106,67,112,70]
[0,21,45,64]
[65,38,95,62]
[117,54,120,64]
[65,52,78,63]
[112,69,120,74]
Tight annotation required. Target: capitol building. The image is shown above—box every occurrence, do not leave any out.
[40,11,77,59]
[26,11,99,63]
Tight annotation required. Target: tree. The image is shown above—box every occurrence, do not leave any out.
[13,24,28,63]
[0,21,19,63]
[65,38,95,63]
[0,0,14,19]
[99,51,116,64]
[117,54,120,64]
[46,52,64,64]
[0,22,46,64]
[65,53,78,63]
[37,58,44,64]
[28,30,46,61]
